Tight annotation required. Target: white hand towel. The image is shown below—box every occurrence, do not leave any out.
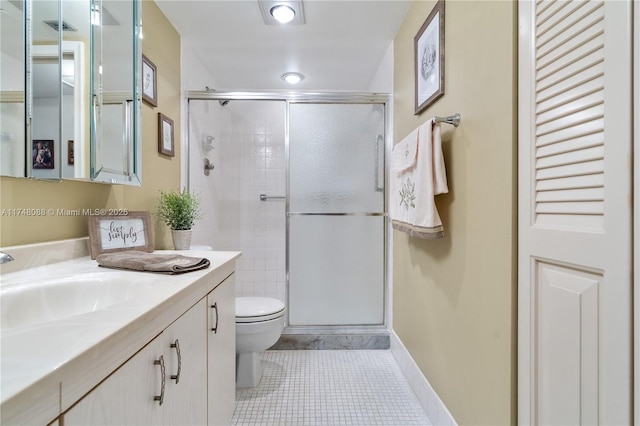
[390,119,448,239]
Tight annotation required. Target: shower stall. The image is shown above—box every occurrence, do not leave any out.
[187,93,388,342]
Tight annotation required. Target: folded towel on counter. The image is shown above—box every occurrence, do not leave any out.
[390,118,448,239]
[96,250,210,274]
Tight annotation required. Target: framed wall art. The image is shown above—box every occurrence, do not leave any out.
[32,139,54,169]
[414,0,445,115]
[88,211,154,259]
[158,112,175,156]
[142,54,158,107]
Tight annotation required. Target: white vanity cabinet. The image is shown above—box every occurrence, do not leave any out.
[207,274,236,425]
[63,332,164,425]
[163,299,208,426]
[62,274,235,426]
[63,298,207,425]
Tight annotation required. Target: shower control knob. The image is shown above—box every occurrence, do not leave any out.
[204,158,215,176]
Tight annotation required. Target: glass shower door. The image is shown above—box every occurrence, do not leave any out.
[288,103,385,326]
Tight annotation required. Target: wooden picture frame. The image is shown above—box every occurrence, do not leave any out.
[32,139,54,169]
[414,0,445,115]
[67,140,74,165]
[158,112,175,156]
[142,54,158,107]
[88,211,154,259]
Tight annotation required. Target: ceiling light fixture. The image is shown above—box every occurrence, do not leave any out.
[258,1,305,25]
[270,5,295,24]
[282,72,304,85]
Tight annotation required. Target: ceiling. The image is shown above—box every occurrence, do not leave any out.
[155,0,412,92]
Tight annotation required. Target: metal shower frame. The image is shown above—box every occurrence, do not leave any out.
[185,90,392,335]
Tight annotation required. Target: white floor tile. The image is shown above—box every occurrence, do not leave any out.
[232,350,432,426]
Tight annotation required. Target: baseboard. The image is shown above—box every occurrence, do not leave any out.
[390,331,457,426]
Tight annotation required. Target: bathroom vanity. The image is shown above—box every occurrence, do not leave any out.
[0,241,239,426]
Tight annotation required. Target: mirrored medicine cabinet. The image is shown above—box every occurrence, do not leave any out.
[0,0,142,185]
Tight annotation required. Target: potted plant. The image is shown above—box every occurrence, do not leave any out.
[156,188,202,250]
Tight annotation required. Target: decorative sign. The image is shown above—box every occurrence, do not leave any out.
[88,211,154,259]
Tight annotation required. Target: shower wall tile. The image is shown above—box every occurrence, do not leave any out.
[189,100,287,303]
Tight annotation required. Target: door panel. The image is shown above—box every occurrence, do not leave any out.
[536,260,600,425]
[288,102,386,326]
[518,0,633,424]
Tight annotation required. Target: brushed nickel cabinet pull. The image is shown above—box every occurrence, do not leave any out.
[170,339,182,383]
[154,355,166,405]
[211,302,219,334]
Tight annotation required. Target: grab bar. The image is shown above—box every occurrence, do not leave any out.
[259,194,286,201]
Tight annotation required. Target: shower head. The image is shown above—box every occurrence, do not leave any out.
[219,100,230,107]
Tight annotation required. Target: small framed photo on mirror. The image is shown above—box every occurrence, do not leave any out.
[67,140,74,165]
[142,54,158,107]
[158,112,175,157]
[32,139,54,169]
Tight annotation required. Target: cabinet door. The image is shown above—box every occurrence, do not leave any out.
[207,274,236,426]
[163,298,208,425]
[63,300,208,426]
[63,337,164,425]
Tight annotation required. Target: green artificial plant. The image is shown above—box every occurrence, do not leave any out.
[157,188,202,231]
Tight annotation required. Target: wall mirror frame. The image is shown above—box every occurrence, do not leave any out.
[0,0,142,186]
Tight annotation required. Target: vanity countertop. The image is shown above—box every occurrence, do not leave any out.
[0,250,240,426]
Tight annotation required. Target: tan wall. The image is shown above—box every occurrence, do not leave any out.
[392,1,517,424]
[0,0,181,249]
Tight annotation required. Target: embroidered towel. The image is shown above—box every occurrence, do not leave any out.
[390,119,448,239]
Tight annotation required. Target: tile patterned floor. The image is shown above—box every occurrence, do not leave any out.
[232,350,432,426]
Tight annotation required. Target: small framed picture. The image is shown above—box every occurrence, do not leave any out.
[414,0,445,115]
[67,140,74,165]
[32,139,54,169]
[142,54,158,107]
[158,112,175,157]
[88,211,154,259]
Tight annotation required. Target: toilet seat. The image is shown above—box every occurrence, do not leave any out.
[236,297,285,323]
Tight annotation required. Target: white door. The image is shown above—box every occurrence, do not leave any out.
[518,0,633,424]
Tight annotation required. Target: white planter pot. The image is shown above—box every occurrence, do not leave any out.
[171,230,192,250]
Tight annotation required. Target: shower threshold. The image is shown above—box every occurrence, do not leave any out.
[272,325,390,350]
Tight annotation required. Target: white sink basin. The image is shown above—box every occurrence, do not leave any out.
[0,273,156,330]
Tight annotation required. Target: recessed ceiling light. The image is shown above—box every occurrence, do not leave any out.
[270,5,295,24]
[282,72,304,85]
[258,1,305,25]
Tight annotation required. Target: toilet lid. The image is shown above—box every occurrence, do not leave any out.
[236,297,285,323]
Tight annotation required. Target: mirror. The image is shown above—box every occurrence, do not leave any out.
[0,0,26,178]
[0,0,141,185]
[90,0,141,185]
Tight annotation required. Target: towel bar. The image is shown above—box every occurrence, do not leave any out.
[260,194,286,201]
[434,113,461,127]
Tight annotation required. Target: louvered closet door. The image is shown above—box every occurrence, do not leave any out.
[518,0,633,425]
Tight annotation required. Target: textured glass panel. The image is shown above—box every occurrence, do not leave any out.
[289,103,384,213]
[288,215,385,326]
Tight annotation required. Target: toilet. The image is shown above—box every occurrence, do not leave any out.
[235,297,285,387]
